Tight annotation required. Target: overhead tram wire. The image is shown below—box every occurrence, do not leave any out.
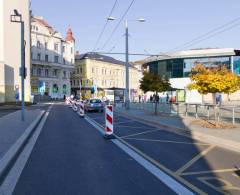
[101,0,135,50]
[179,21,240,50]
[92,0,118,52]
[168,16,240,52]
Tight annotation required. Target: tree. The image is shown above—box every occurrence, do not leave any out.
[188,64,240,104]
[140,71,171,114]
[188,64,240,126]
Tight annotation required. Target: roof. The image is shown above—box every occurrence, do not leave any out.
[32,16,54,34]
[141,48,240,64]
[65,27,75,42]
[75,53,126,66]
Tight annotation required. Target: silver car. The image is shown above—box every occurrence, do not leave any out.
[84,99,104,112]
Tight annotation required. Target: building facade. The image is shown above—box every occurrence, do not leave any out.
[71,53,142,101]
[141,48,240,103]
[31,16,75,100]
[0,0,31,103]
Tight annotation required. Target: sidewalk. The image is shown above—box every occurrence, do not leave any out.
[0,109,45,181]
[115,107,240,153]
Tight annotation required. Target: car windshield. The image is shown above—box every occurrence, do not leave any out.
[90,99,101,103]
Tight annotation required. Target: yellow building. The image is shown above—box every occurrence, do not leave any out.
[71,53,142,101]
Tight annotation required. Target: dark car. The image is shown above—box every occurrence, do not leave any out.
[84,99,104,112]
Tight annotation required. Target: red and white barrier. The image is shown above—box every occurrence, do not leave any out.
[72,100,78,112]
[105,105,113,135]
[65,97,70,105]
[77,101,85,117]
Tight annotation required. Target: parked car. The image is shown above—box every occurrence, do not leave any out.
[84,98,104,112]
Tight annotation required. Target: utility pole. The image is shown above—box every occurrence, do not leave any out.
[125,20,130,110]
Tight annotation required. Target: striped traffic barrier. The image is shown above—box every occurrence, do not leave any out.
[65,97,70,105]
[77,101,85,117]
[72,100,78,112]
[104,105,114,139]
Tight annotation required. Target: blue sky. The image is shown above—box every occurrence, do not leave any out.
[31,0,240,61]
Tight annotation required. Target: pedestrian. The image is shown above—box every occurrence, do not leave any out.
[150,95,153,102]
[156,94,159,103]
[166,93,169,103]
[139,95,141,103]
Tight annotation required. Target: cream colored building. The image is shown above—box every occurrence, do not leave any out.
[31,16,75,99]
[0,0,31,102]
[71,53,142,101]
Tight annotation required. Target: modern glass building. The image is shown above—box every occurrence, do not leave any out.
[143,48,240,78]
[140,48,240,103]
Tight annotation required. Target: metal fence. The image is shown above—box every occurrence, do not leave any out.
[129,102,240,124]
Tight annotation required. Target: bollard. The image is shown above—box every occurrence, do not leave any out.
[104,105,114,139]
[207,105,210,120]
[77,101,85,117]
[195,104,198,118]
[185,104,188,117]
[233,107,235,125]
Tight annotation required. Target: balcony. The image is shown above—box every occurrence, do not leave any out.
[31,58,74,69]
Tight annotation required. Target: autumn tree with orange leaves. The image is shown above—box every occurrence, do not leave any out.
[188,64,240,104]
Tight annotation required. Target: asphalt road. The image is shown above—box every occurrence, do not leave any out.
[86,111,240,195]
[13,104,175,195]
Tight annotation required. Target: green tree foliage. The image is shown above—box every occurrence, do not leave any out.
[140,72,171,93]
[140,71,171,114]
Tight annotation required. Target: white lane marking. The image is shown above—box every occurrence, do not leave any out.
[85,116,194,195]
[0,105,52,195]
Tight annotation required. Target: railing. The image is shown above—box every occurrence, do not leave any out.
[128,102,240,124]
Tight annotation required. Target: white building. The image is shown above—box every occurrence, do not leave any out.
[0,0,31,103]
[31,16,75,100]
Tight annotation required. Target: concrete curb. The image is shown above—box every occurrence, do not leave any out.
[116,110,240,153]
[0,110,45,184]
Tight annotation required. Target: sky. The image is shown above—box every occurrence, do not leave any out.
[31,0,240,61]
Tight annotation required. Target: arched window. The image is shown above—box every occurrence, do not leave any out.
[53,84,58,93]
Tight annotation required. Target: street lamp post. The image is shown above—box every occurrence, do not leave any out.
[11,9,26,121]
[107,17,145,110]
[125,20,130,109]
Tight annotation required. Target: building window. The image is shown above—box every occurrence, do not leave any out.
[73,80,76,86]
[71,47,73,54]
[70,81,72,86]
[45,42,48,49]
[37,68,41,76]
[53,69,57,76]
[63,58,66,64]
[36,26,38,31]
[77,80,79,86]
[37,41,40,48]
[31,52,33,60]
[71,59,73,64]
[80,67,82,73]
[45,55,48,62]
[45,69,49,77]
[92,67,94,73]
[102,69,104,74]
[54,43,58,51]
[54,56,59,63]
[37,53,41,61]
[77,68,79,74]
[63,71,66,78]
[62,46,65,53]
